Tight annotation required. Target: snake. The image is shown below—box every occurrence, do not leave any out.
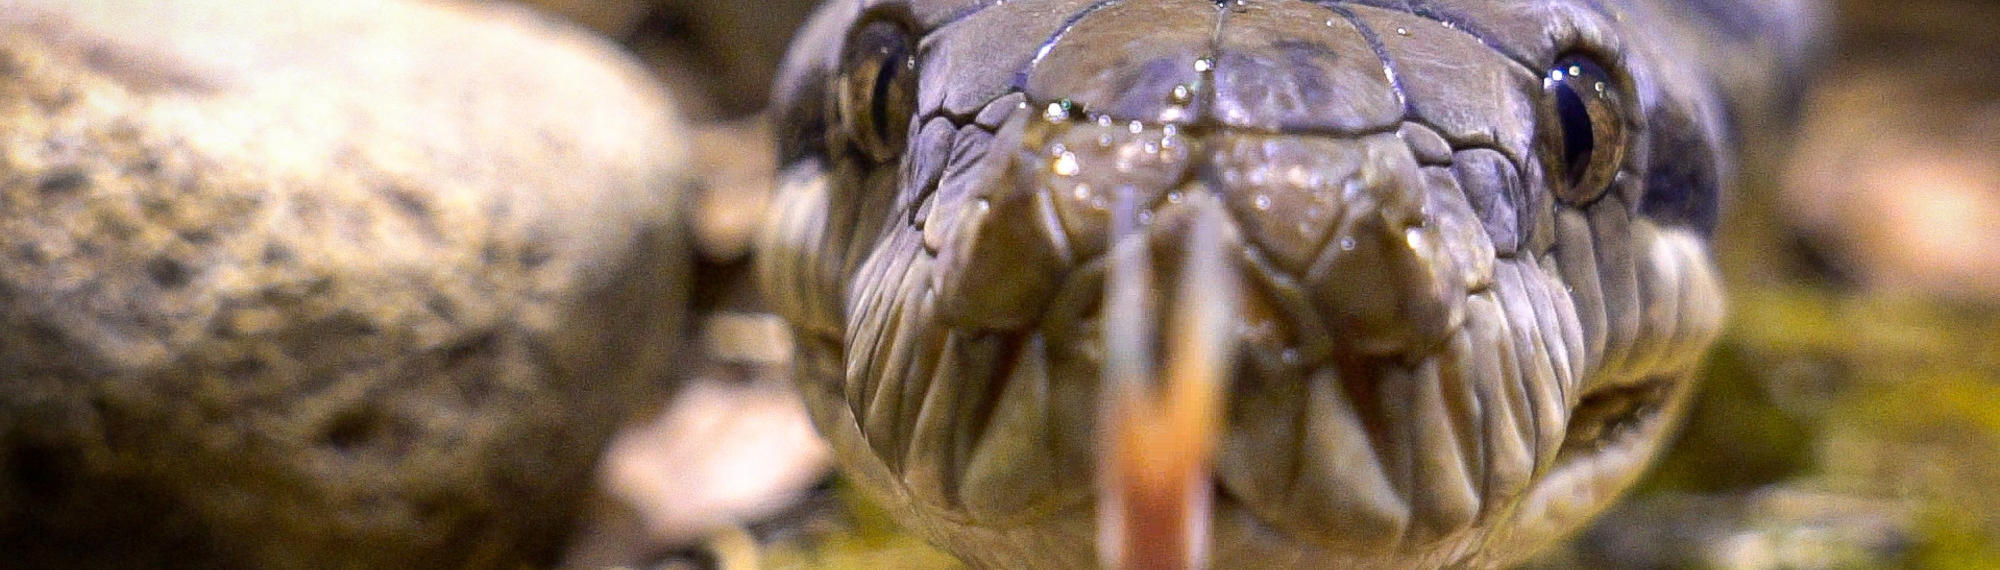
[758,0,1814,567]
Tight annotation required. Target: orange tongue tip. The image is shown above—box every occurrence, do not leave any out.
[1103,394,1213,570]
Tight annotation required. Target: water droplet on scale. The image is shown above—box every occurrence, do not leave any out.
[1052,151,1080,176]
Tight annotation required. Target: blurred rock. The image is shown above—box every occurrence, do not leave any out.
[688,119,778,264]
[513,0,654,37]
[1530,488,1914,569]
[1780,0,2000,301]
[489,2,826,563]
[564,313,829,566]
[0,0,690,567]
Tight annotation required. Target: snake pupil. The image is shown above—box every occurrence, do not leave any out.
[1543,55,1626,203]
[839,20,918,163]
[1554,80,1594,187]
[871,43,906,142]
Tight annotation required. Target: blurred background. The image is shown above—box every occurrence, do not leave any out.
[508,0,2000,567]
[36,0,1996,567]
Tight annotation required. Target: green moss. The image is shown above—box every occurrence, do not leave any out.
[1639,341,1818,494]
[758,482,962,570]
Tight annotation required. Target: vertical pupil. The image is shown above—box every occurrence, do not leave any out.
[871,42,905,142]
[1554,79,1594,187]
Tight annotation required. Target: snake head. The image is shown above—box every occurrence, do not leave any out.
[760,0,1811,567]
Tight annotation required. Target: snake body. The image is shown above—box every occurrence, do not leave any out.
[760,0,1811,566]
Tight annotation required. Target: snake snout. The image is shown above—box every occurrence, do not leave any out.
[916,111,1533,549]
[937,113,1494,362]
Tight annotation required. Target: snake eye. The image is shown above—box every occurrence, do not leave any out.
[838,20,918,163]
[1542,55,1627,203]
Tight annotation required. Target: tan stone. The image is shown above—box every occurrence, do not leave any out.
[0,0,690,567]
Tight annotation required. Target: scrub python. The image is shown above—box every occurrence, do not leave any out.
[757,0,1817,567]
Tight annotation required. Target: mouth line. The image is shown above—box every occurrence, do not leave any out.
[1553,375,1677,463]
